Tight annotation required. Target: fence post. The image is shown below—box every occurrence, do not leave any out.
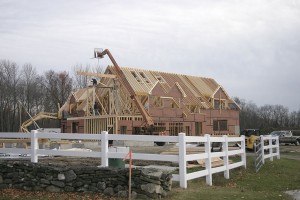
[276,136,280,159]
[101,131,109,167]
[241,135,246,169]
[31,130,38,163]
[260,135,265,164]
[205,134,212,186]
[178,133,187,188]
[223,135,229,179]
[269,137,273,161]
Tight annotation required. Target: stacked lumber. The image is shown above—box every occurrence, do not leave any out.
[160,147,205,155]
[160,146,234,168]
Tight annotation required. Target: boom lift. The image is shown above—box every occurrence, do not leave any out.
[94,48,156,134]
[20,112,61,133]
[20,103,62,133]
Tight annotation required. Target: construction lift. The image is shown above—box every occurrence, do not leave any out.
[94,49,154,128]
[94,48,166,145]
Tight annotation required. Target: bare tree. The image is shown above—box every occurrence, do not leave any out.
[289,111,297,128]
[19,64,39,112]
[0,60,20,131]
[271,105,289,128]
[42,70,73,112]
[17,64,48,130]
[258,105,273,128]
[72,64,90,89]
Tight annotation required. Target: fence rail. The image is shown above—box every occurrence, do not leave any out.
[0,131,246,188]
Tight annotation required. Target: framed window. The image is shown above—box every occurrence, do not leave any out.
[131,71,141,82]
[213,120,228,131]
[195,122,202,136]
[139,72,150,83]
[169,123,183,136]
[185,126,190,136]
[153,96,163,107]
[120,126,127,134]
[72,122,79,133]
[154,123,166,133]
[214,100,220,109]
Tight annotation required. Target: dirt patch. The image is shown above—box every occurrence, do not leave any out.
[279,144,300,153]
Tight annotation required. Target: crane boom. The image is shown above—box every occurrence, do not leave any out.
[20,112,59,133]
[20,102,62,133]
[95,49,154,126]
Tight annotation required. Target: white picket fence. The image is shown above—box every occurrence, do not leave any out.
[0,131,246,188]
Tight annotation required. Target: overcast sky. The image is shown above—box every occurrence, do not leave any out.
[0,0,300,111]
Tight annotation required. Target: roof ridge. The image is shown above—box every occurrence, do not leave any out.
[108,65,215,80]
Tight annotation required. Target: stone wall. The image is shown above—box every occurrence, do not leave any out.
[0,160,173,199]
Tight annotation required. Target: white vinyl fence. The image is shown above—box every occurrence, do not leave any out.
[254,135,280,172]
[260,135,280,163]
[0,131,246,188]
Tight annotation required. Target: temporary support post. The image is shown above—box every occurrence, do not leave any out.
[178,133,187,188]
[31,130,38,163]
[101,131,109,167]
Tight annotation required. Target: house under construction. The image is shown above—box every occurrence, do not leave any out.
[59,49,240,137]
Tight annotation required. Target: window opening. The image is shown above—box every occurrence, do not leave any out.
[120,126,127,134]
[213,120,228,131]
[72,122,79,133]
[139,72,150,83]
[154,123,166,133]
[153,96,163,107]
[185,126,191,136]
[131,71,141,82]
[169,123,183,136]
[195,122,202,136]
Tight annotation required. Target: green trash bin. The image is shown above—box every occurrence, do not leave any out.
[108,147,129,169]
[109,158,125,168]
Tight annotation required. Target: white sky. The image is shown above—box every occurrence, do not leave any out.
[0,0,300,111]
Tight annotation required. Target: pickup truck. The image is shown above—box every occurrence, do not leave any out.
[270,131,300,146]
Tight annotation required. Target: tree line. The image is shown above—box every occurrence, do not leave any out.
[0,60,98,132]
[234,97,300,134]
[1,59,300,133]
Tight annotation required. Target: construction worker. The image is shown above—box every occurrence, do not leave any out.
[91,78,97,86]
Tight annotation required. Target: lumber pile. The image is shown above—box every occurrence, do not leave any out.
[160,147,206,155]
[160,146,234,168]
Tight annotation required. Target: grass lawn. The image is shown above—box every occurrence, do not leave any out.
[166,156,300,200]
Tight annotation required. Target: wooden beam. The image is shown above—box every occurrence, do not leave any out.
[76,71,116,79]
